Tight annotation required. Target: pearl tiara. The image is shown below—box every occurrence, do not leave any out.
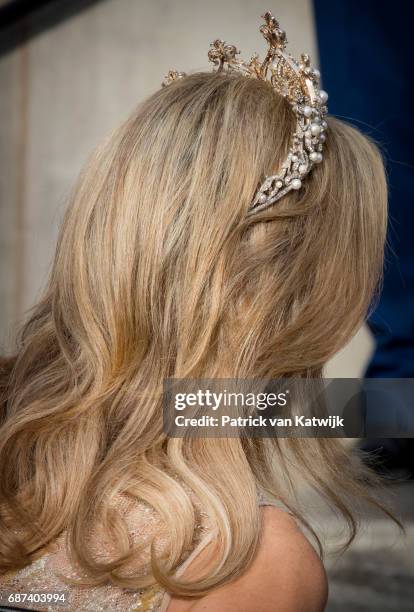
[162,10,328,214]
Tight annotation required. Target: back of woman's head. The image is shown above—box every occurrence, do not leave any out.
[48,70,385,381]
[0,71,388,593]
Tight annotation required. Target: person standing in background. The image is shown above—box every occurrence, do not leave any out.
[314,0,414,475]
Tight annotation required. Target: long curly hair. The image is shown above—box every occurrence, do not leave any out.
[0,71,392,596]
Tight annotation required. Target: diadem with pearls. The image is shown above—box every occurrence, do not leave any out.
[162,11,329,214]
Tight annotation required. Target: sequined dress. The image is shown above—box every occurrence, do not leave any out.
[0,490,279,611]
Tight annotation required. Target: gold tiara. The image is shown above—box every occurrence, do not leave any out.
[162,10,328,214]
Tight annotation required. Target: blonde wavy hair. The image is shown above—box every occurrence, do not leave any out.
[0,72,391,596]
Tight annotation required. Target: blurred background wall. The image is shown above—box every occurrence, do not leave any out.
[0,0,370,377]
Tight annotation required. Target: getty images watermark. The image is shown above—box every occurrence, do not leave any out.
[173,388,343,430]
[163,378,414,438]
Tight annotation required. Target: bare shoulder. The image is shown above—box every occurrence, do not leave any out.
[242,506,328,611]
[168,506,328,612]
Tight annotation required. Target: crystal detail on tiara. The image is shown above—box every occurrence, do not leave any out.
[162,11,328,214]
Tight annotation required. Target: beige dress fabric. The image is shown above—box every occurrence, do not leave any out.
[0,490,284,611]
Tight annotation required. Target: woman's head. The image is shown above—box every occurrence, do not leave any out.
[0,71,388,592]
[49,71,386,383]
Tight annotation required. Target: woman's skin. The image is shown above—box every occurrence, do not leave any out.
[169,507,328,611]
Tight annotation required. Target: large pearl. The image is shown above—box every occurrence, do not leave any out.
[309,152,319,162]
[310,123,321,136]
[258,193,267,203]
[291,154,298,162]
[291,178,302,190]
[319,90,329,104]
[302,105,312,117]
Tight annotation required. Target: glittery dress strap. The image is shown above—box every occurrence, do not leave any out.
[0,493,203,611]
